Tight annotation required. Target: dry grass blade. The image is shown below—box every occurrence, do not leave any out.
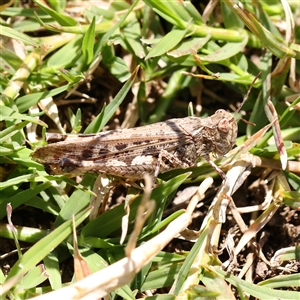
[125,175,155,255]
[72,215,92,281]
[224,121,275,167]
[265,100,288,169]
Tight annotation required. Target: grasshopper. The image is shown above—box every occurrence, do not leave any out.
[32,109,237,180]
[32,75,260,181]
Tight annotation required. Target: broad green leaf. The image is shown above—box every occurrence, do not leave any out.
[168,36,211,58]
[0,25,39,46]
[43,251,62,290]
[119,21,145,59]
[0,106,45,126]
[0,48,23,74]
[26,194,60,216]
[0,223,49,243]
[0,182,52,219]
[0,121,29,143]
[143,0,186,27]
[221,1,244,29]
[145,29,188,60]
[101,45,131,82]
[22,264,48,289]
[2,7,51,18]
[0,174,37,191]
[259,272,300,288]
[15,84,70,113]
[141,263,182,291]
[0,145,14,156]
[183,1,204,25]
[45,36,83,70]
[48,0,66,13]
[33,0,77,26]
[201,37,248,62]
[84,5,114,22]
[82,17,96,65]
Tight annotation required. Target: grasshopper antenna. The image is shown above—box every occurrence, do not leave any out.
[234,72,261,126]
[235,71,262,116]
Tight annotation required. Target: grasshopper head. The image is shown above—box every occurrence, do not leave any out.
[211,109,238,157]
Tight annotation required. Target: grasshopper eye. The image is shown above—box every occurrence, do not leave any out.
[218,118,230,133]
